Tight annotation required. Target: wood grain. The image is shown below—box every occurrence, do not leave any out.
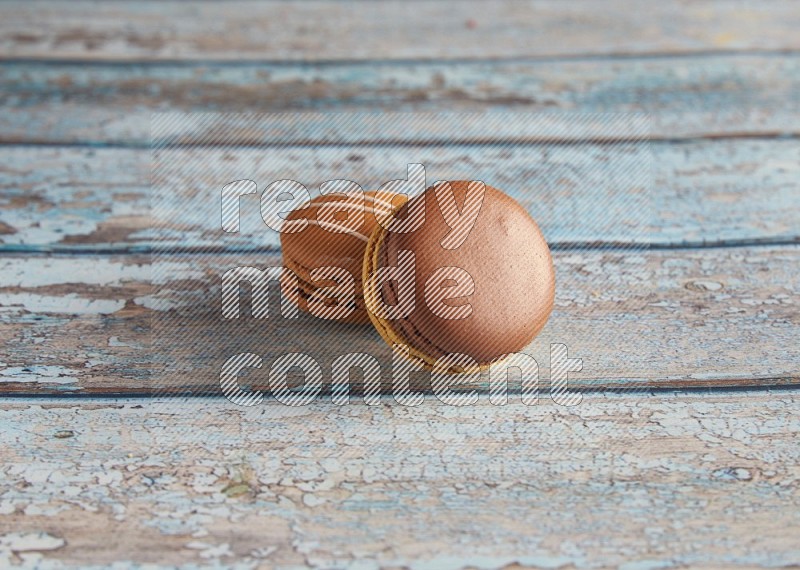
[2,1,799,62]
[1,1,798,565]
[2,391,799,567]
[1,245,797,395]
[2,139,799,254]
[2,54,800,144]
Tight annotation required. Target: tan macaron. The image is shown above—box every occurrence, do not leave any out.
[280,191,405,324]
[363,181,555,372]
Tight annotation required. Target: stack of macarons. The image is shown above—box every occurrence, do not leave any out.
[281,182,555,372]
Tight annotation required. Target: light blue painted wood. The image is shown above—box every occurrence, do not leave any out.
[3,0,800,63]
[1,54,799,144]
[1,139,798,252]
[2,390,798,566]
[1,245,797,394]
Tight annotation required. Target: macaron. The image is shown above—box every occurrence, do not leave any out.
[280,191,404,324]
[362,181,555,372]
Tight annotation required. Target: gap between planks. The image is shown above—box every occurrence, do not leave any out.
[5,48,800,66]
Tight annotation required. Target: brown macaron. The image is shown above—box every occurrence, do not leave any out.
[280,191,404,324]
[363,181,555,372]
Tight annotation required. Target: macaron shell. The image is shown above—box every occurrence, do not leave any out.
[280,191,400,324]
[281,192,387,281]
[280,260,370,325]
[367,182,555,368]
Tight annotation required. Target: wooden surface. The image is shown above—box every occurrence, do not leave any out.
[1,246,797,395]
[2,391,799,568]
[2,139,798,253]
[3,1,800,61]
[2,54,800,145]
[1,1,799,567]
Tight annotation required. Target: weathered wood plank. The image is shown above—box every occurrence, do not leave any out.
[2,139,799,253]
[2,54,799,144]
[1,391,799,567]
[2,1,799,62]
[0,245,797,395]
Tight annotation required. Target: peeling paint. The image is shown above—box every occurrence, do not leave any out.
[0,293,124,315]
[0,392,798,568]
[0,365,77,384]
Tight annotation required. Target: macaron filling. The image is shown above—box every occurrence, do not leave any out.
[284,256,366,314]
[380,233,453,362]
